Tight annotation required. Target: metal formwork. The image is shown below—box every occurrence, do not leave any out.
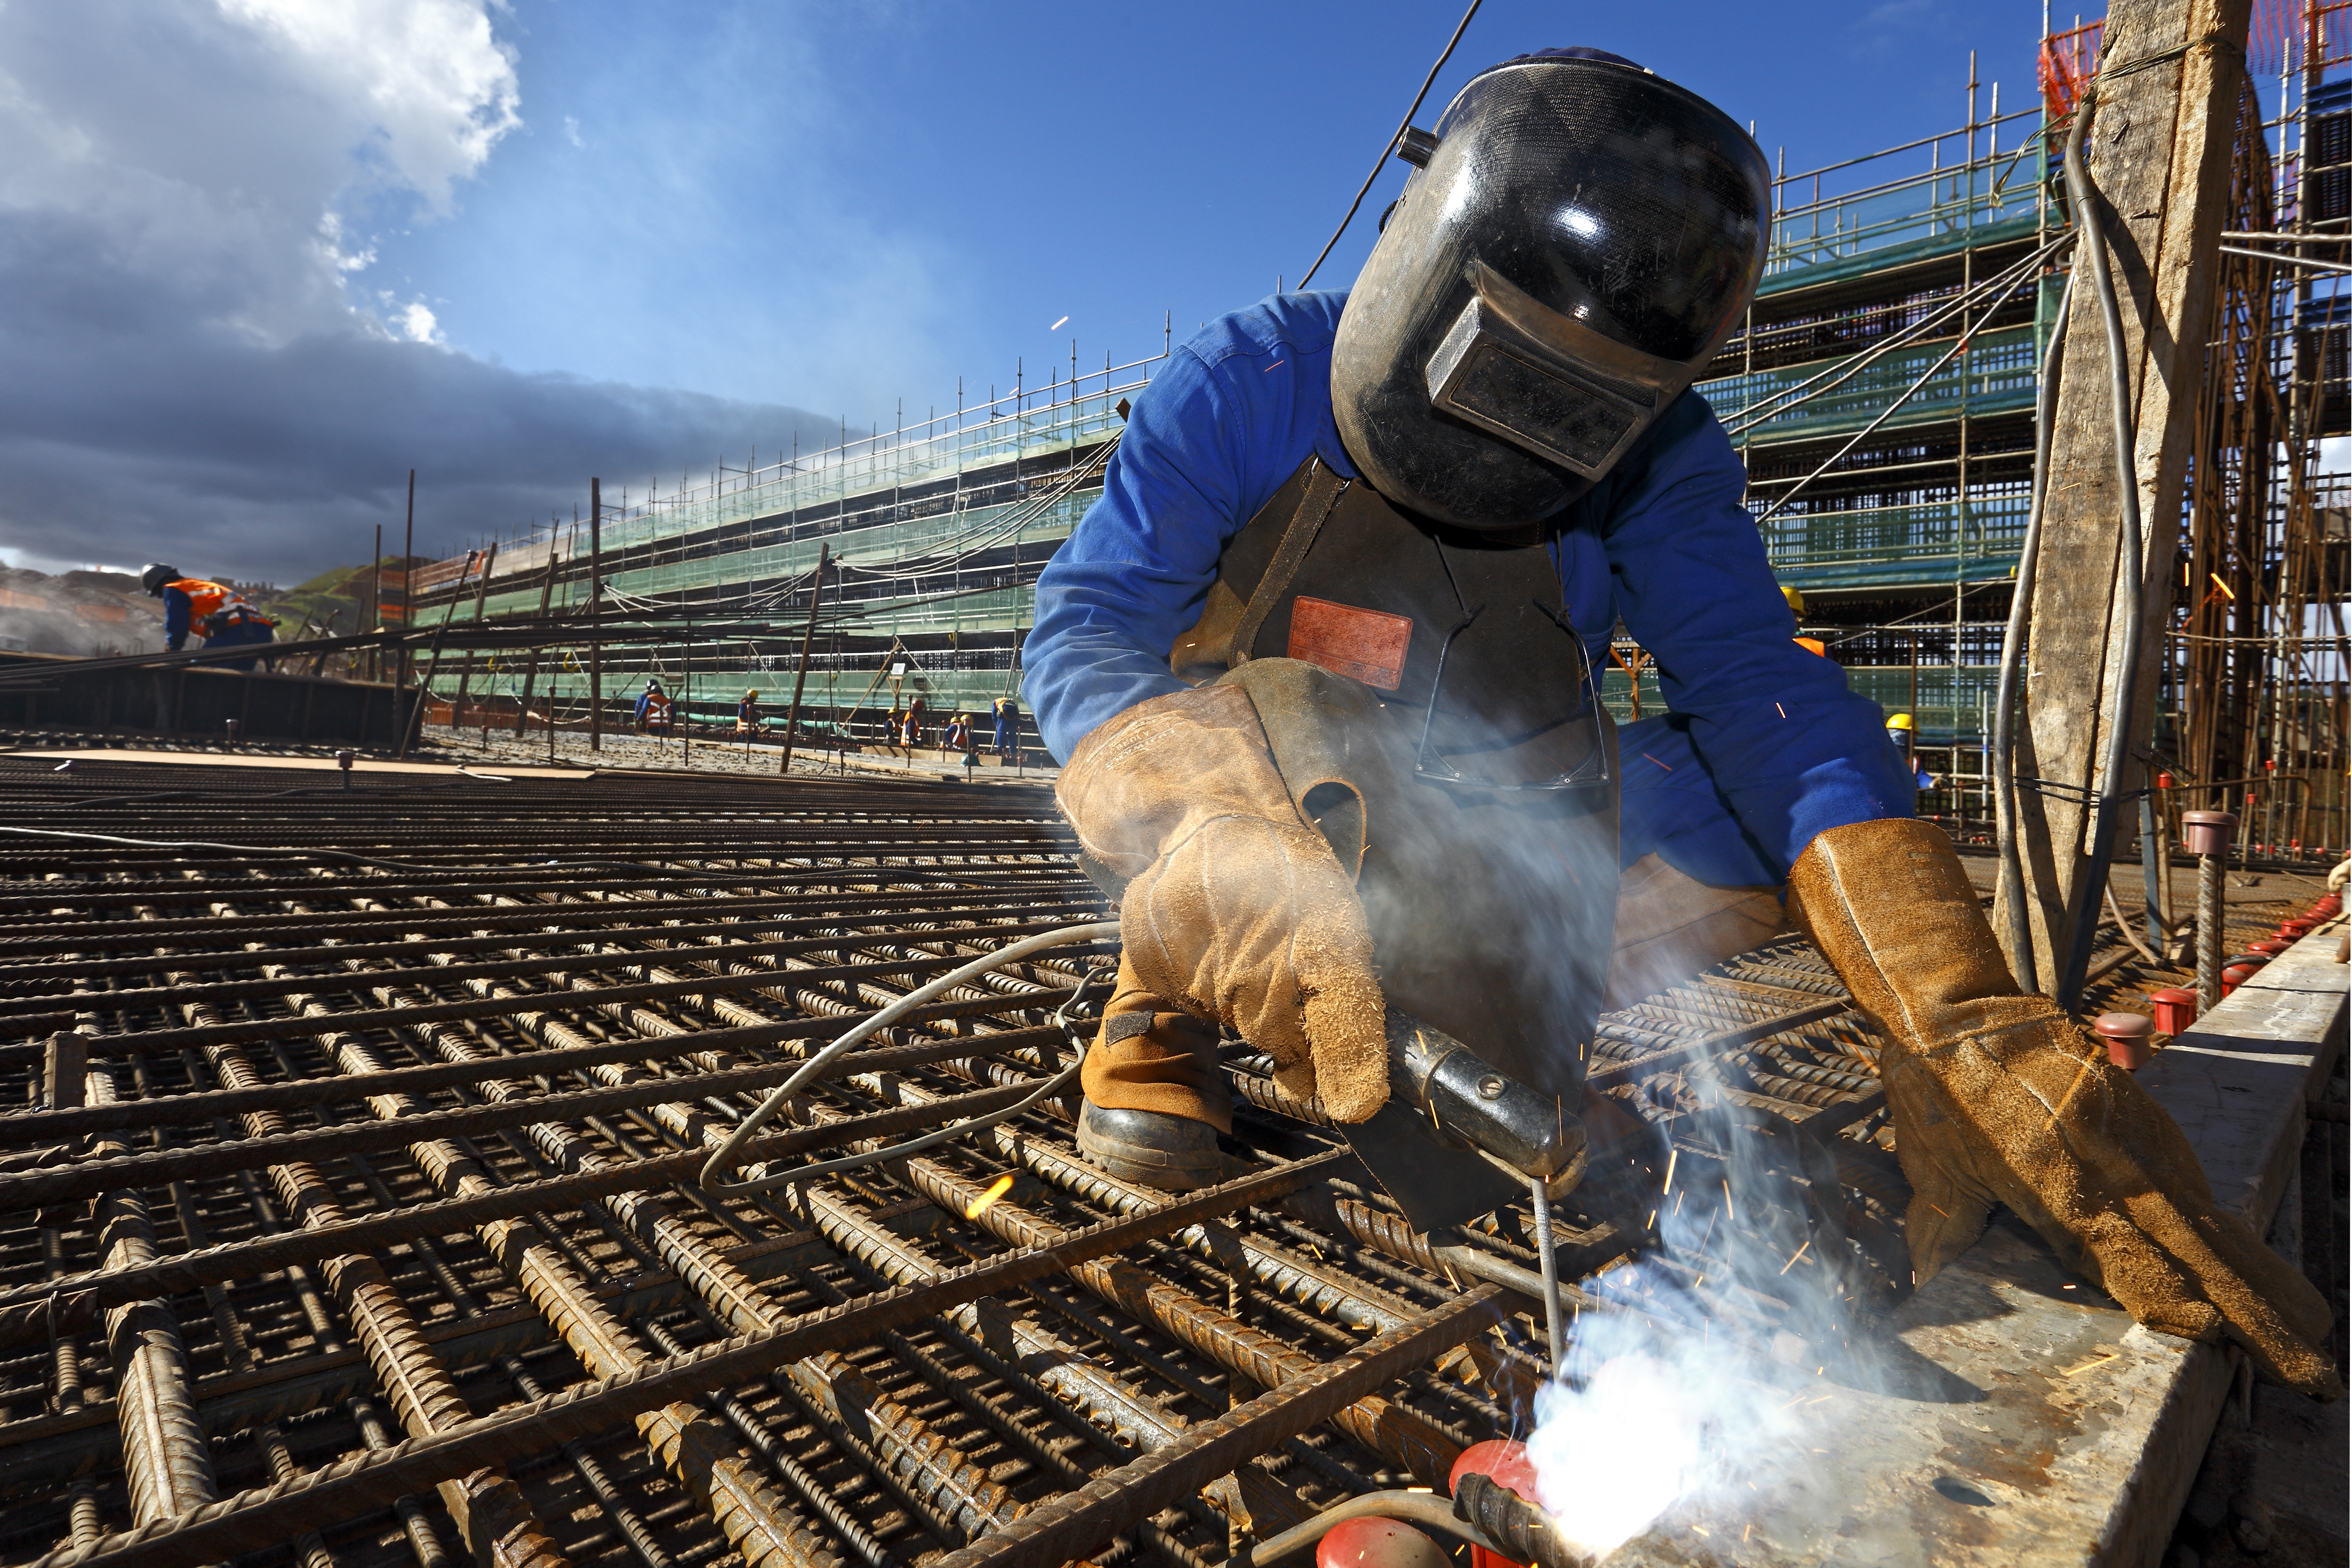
[0,754,2219,1568]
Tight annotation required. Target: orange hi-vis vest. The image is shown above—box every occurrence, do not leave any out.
[168,578,231,623]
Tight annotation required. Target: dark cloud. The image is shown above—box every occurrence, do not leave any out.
[0,0,840,585]
[0,207,837,583]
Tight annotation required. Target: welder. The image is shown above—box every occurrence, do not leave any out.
[1027,49,2337,1395]
[142,564,276,671]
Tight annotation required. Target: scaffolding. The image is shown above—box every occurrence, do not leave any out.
[407,20,2345,860]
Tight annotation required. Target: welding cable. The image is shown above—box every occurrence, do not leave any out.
[2052,82,2150,1012]
[1991,267,2074,996]
[1247,1492,1509,1568]
[1295,0,1485,291]
[700,919,1121,1197]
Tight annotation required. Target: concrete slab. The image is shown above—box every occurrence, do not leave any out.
[1613,914,2347,1568]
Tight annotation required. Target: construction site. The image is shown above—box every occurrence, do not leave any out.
[0,7,2343,1568]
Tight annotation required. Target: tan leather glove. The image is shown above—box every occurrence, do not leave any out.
[1790,817,2339,1397]
[1055,683,1389,1121]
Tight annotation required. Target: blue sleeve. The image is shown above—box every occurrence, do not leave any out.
[1604,401,1913,879]
[1026,350,1256,761]
[163,587,189,650]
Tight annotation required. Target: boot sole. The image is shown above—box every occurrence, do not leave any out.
[1075,1119,1221,1193]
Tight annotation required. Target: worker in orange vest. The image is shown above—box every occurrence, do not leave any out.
[1783,585,1827,656]
[143,564,276,670]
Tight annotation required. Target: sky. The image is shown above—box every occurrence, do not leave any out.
[0,0,2071,584]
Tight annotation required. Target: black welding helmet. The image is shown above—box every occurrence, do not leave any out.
[1330,50,1770,531]
[141,563,181,598]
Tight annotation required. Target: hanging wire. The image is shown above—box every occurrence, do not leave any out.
[1295,0,1485,291]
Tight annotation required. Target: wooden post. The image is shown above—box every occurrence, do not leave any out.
[2005,0,2250,991]
[395,558,471,761]
[398,468,414,697]
[513,533,559,737]
[448,543,497,733]
[367,523,381,682]
[588,478,603,751]
[779,543,830,775]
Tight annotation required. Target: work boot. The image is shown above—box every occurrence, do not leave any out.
[1074,956,1231,1191]
[1076,1098,1223,1192]
[1790,817,2340,1397]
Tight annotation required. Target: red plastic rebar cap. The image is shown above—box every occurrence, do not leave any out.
[2148,988,2197,1034]
[1451,1439,1542,1502]
[2248,938,2292,956]
[1317,1518,1452,1568]
[2096,1012,2154,1070]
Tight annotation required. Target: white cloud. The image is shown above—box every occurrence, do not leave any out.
[397,300,442,343]
[216,0,522,211]
[563,114,585,149]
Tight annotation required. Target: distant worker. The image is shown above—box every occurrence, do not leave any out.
[991,696,1020,761]
[738,689,761,737]
[1886,712,1935,791]
[143,564,276,671]
[636,679,674,736]
[942,712,971,750]
[897,706,922,747]
[1783,585,1826,656]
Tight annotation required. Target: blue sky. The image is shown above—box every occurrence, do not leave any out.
[388,0,2058,428]
[0,0,2069,580]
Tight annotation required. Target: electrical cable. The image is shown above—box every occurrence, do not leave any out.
[2053,85,2150,1012]
[700,920,1121,1197]
[1247,1493,1508,1567]
[1295,0,1484,292]
[1726,230,2070,436]
[1992,268,2074,996]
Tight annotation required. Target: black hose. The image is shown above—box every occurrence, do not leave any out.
[2054,86,2151,1011]
[1992,267,2074,995]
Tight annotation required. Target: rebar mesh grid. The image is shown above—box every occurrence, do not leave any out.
[0,755,2250,1568]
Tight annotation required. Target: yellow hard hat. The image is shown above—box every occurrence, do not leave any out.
[1780,585,1805,615]
[743,689,760,701]
[1886,712,1914,731]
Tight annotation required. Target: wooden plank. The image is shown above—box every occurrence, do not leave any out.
[1610,915,2343,1567]
[2007,0,2252,989]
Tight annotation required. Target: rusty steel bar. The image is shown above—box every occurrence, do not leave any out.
[923,1289,1505,1568]
[0,1084,1032,1352]
[24,1158,1337,1568]
[86,1067,219,1527]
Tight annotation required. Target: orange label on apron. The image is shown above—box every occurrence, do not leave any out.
[1285,596,1412,691]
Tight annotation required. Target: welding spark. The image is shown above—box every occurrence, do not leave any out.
[2208,571,2236,600]
[1661,1147,1678,1195]
[1777,1240,1812,1275]
[1721,1178,1735,1220]
[1050,316,1070,330]
[963,1174,1015,1219]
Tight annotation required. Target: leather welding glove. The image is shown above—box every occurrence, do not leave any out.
[1055,682,1390,1122]
[1790,817,2340,1398]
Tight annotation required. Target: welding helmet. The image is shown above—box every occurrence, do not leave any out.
[141,563,181,598]
[1331,50,1770,531]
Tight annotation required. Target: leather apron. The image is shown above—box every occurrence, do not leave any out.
[1170,456,1619,1107]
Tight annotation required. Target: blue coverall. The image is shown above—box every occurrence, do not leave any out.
[1026,293,1912,890]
